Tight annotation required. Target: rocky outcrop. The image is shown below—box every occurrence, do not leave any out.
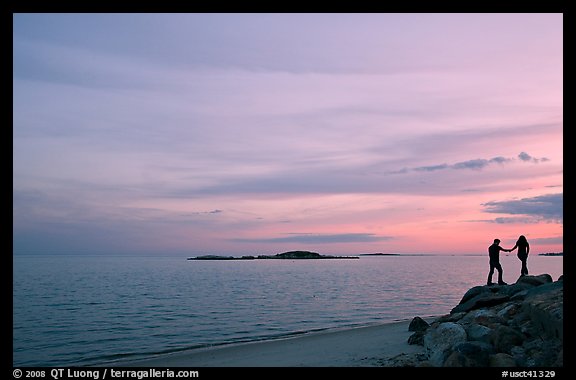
[384,274,563,367]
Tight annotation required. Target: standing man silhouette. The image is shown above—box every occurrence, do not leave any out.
[487,238,511,286]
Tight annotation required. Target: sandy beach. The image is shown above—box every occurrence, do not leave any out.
[119,318,429,367]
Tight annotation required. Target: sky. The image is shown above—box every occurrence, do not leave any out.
[12,13,563,256]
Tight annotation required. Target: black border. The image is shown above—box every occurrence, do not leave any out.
[8,1,569,377]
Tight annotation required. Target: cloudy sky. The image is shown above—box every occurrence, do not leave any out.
[13,13,563,256]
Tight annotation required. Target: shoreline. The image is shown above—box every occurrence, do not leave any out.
[113,318,435,367]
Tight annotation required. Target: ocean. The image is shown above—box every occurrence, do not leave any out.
[12,254,563,367]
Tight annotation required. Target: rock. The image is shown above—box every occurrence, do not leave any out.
[522,284,563,341]
[424,322,467,366]
[408,316,430,332]
[407,330,426,345]
[489,353,517,367]
[520,338,563,367]
[459,285,489,304]
[443,351,467,367]
[466,323,493,343]
[434,312,466,323]
[444,341,492,367]
[516,274,553,286]
[496,303,521,319]
[498,282,535,298]
[491,325,525,353]
[451,292,510,314]
[460,308,505,327]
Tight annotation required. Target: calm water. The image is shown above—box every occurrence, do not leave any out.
[13,254,563,367]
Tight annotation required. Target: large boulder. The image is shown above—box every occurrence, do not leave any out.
[407,316,431,345]
[522,284,563,341]
[424,322,467,366]
[451,292,510,314]
[408,316,430,332]
[490,325,525,353]
[516,274,553,287]
[466,323,493,343]
[443,341,492,367]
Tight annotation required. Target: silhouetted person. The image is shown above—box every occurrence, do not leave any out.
[509,235,530,276]
[487,238,510,286]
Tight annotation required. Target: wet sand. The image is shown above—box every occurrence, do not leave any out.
[119,319,427,367]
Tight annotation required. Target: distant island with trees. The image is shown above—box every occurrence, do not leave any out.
[187,250,359,260]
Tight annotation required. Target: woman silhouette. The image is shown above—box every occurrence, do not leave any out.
[509,235,530,276]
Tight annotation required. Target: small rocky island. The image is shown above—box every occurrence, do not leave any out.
[187,250,359,260]
[538,252,563,256]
